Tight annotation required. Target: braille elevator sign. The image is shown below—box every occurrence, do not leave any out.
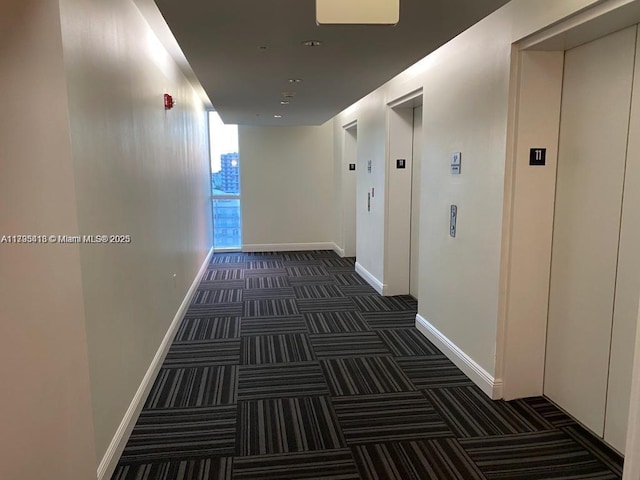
[530,148,546,166]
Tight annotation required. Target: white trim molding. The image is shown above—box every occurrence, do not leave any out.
[242,242,335,253]
[332,243,346,258]
[97,247,215,480]
[416,314,503,399]
[355,262,386,295]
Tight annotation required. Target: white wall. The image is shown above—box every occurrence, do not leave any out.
[59,0,212,463]
[239,123,334,251]
[0,1,97,479]
[333,0,603,384]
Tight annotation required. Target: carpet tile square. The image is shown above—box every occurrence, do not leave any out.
[337,284,378,296]
[246,260,284,269]
[563,425,624,476]
[296,297,358,313]
[243,298,299,317]
[310,332,392,358]
[241,333,315,364]
[237,362,329,400]
[238,396,345,455]
[425,386,552,437]
[288,275,337,285]
[304,311,371,334]
[210,254,246,264]
[241,315,308,335]
[198,279,246,290]
[245,276,290,289]
[519,396,577,427]
[294,284,346,299]
[119,405,236,463]
[378,328,440,356]
[332,392,452,444]
[352,439,486,480]
[396,355,475,389]
[333,273,368,286]
[351,295,414,312]
[282,252,318,261]
[320,356,415,396]
[320,257,355,267]
[184,302,244,318]
[202,268,243,281]
[232,450,360,480]
[243,268,288,277]
[174,317,241,342]
[164,339,241,367]
[145,365,238,408]
[112,457,233,480]
[242,287,295,300]
[360,311,417,329]
[286,265,330,276]
[191,288,242,304]
[460,431,620,479]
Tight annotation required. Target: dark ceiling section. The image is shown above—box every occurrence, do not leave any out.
[155,0,509,125]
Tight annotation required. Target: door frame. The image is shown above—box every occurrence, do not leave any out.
[499,0,640,473]
[383,89,423,296]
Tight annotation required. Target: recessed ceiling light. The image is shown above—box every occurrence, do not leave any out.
[288,78,303,83]
[282,91,296,99]
[280,101,290,105]
[302,40,323,47]
[274,115,282,118]
[257,46,269,52]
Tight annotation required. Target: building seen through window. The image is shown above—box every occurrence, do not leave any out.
[209,112,241,249]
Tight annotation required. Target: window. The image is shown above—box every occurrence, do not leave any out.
[209,112,241,250]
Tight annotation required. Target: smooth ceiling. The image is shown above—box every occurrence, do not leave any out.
[154,0,510,125]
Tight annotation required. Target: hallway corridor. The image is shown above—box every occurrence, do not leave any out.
[112,251,623,480]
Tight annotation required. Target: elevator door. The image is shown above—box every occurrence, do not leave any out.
[544,26,638,443]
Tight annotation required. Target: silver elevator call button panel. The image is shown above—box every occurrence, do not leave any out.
[450,205,457,237]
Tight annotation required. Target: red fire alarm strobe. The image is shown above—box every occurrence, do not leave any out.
[164,93,174,110]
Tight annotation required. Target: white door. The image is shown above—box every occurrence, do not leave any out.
[545,26,637,440]
[410,105,423,298]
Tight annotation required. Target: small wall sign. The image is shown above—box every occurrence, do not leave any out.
[451,152,462,175]
[396,159,406,169]
[530,148,546,166]
[349,164,356,171]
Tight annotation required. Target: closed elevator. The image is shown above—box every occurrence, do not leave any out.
[544,25,640,453]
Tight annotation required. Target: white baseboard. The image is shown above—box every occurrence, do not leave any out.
[332,243,345,258]
[97,247,214,480]
[242,242,335,252]
[355,262,386,295]
[415,314,503,399]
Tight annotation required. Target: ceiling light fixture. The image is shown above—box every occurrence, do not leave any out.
[316,0,399,25]
[274,115,282,118]
[282,91,296,99]
[280,101,290,105]
[288,78,303,83]
[302,40,323,47]
[257,46,269,52]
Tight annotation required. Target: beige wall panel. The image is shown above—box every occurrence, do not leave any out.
[59,0,212,460]
[239,123,334,248]
[0,1,97,478]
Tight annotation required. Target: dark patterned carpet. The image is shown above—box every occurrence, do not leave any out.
[112,250,624,480]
